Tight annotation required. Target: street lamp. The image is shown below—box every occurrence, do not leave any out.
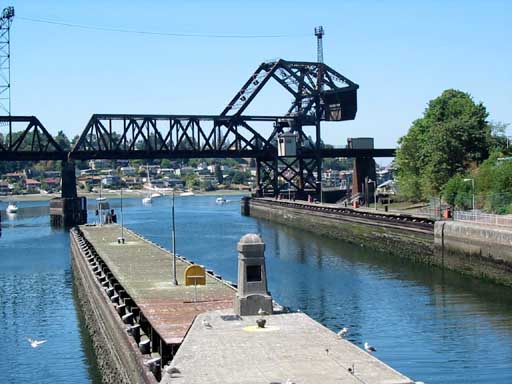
[117,188,125,244]
[171,190,178,285]
[463,178,475,212]
[368,179,377,210]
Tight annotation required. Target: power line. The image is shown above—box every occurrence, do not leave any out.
[18,16,309,39]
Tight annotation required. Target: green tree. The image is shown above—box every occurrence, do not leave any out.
[396,89,491,200]
[160,159,172,168]
[442,174,472,209]
[54,131,71,151]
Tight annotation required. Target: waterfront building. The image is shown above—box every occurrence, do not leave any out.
[25,178,41,193]
[0,181,10,195]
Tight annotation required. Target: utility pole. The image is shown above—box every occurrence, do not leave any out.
[0,6,14,116]
[314,26,324,63]
[171,191,178,285]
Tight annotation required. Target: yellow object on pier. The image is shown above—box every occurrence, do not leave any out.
[184,265,206,286]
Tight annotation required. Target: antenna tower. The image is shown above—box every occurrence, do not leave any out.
[0,6,14,115]
[314,26,324,63]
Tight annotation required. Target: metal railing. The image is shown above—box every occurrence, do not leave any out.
[453,210,512,227]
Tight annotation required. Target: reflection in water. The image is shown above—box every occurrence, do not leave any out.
[1,196,512,384]
[125,196,512,384]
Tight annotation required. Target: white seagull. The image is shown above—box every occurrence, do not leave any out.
[202,319,212,328]
[337,327,348,338]
[257,308,269,316]
[27,338,47,348]
[364,342,376,353]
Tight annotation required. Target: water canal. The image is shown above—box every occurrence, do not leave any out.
[1,195,512,383]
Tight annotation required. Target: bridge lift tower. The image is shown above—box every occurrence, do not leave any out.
[0,6,14,116]
[314,26,324,63]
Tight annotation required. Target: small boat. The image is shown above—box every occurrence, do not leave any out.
[180,191,195,197]
[6,202,18,213]
[142,195,152,204]
[151,192,162,198]
[215,197,227,204]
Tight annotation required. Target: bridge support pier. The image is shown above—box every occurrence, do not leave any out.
[352,157,376,204]
[50,161,87,227]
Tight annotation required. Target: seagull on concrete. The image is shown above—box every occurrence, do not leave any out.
[165,366,181,378]
[364,342,376,353]
[337,327,348,338]
[202,319,212,328]
[257,308,269,316]
[27,338,47,348]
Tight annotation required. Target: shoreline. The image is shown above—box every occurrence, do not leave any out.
[0,189,249,202]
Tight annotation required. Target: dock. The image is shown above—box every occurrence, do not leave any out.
[71,224,416,384]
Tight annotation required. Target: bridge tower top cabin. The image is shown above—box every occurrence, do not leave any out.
[0,6,14,116]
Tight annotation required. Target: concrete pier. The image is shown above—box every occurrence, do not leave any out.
[71,224,415,383]
[50,161,87,227]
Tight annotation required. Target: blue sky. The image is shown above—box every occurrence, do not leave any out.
[5,0,512,150]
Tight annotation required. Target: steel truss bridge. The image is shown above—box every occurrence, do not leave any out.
[0,59,395,197]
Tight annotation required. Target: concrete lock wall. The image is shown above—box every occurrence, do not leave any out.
[434,221,512,287]
[248,198,435,263]
[248,198,512,288]
[70,229,157,384]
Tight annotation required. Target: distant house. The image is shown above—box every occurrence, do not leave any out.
[5,172,24,181]
[0,181,10,195]
[150,179,167,188]
[120,166,136,176]
[44,178,61,191]
[44,170,61,178]
[139,165,161,175]
[157,168,175,176]
[123,177,142,188]
[165,178,184,188]
[25,178,41,193]
[80,168,96,176]
[89,159,110,170]
[102,175,121,186]
[195,168,210,176]
[175,167,195,176]
[377,167,395,185]
[78,176,102,188]
[198,174,218,185]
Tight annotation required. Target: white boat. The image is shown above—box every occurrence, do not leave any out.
[6,202,18,213]
[215,197,227,204]
[151,192,162,198]
[142,195,152,204]
[180,191,195,197]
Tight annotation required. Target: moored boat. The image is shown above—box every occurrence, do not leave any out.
[6,202,18,213]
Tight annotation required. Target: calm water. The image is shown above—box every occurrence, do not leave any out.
[1,195,512,383]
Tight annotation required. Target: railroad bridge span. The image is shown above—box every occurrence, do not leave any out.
[0,59,395,225]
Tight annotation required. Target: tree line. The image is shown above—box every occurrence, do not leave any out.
[396,89,511,213]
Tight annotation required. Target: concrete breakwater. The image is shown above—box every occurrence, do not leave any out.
[244,197,435,263]
[245,197,512,288]
[435,220,512,286]
[71,223,416,383]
